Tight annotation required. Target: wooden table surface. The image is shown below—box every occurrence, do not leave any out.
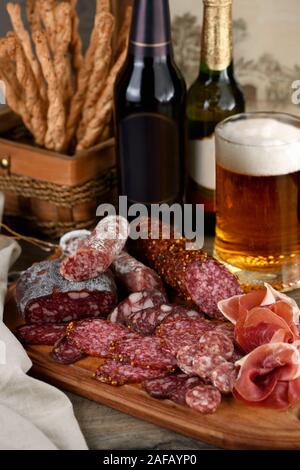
[8,240,300,450]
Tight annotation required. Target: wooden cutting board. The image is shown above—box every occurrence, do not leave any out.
[4,288,300,450]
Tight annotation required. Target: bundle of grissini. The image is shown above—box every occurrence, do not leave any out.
[0,0,131,153]
[13,216,300,414]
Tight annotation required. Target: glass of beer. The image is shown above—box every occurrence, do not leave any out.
[214,112,300,291]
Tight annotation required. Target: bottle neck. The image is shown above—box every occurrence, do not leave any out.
[200,0,233,77]
[129,0,173,59]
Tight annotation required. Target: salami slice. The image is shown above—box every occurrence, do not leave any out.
[176,344,200,375]
[198,331,234,360]
[142,373,203,405]
[95,360,169,386]
[67,319,135,357]
[135,223,242,320]
[109,289,167,325]
[211,362,238,394]
[161,306,204,325]
[157,317,214,339]
[111,336,177,370]
[15,323,66,345]
[142,373,188,399]
[16,259,117,324]
[192,353,226,380]
[50,336,85,364]
[60,215,129,282]
[170,376,204,405]
[111,251,165,294]
[59,230,91,256]
[127,304,173,336]
[157,317,215,355]
[186,385,222,414]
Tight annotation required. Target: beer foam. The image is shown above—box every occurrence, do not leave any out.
[216,117,300,176]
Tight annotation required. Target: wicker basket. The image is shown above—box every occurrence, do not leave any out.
[0,110,117,238]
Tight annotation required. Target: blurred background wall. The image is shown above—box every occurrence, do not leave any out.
[0,0,299,114]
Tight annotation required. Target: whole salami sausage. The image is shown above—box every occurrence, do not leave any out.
[15,324,67,346]
[16,259,117,324]
[109,289,167,325]
[60,216,129,282]
[111,251,165,294]
[135,219,242,320]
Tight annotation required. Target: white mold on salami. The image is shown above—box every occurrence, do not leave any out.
[16,259,117,323]
[59,230,91,255]
[60,216,130,282]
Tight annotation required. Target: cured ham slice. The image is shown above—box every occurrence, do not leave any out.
[233,342,300,409]
[218,284,300,353]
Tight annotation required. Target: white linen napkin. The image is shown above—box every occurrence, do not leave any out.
[0,193,87,450]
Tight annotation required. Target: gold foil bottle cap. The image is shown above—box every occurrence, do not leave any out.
[203,0,232,6]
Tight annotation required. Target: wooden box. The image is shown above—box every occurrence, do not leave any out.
[0,110,117,238]
[0,1,134,238]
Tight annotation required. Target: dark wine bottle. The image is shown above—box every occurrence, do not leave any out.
[187,0,245,233]
[114,0,186,208]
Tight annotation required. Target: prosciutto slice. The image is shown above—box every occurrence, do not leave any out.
[233,342,300,410]
[218,284,300,353]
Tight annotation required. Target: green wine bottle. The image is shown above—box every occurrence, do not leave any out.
[187,0,245,233]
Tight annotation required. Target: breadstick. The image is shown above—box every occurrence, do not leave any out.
[15,40,46,146]
[65,9,106,145]
[26,0,41,34]
[67,0,83,77]
[0,38,33,132]
[38,0,57,53]
[54,2,73,103]
[33,31,65,152]
[116,5,132,58]
[76,47,127,151]
[76,13,114,141]
[96,0,111,14]
[6,2,47,102]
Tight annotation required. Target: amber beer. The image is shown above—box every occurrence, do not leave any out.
[214,113,300,290]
